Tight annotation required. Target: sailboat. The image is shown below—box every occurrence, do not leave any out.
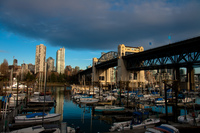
[95,105,124,112]
[178,92,199,125]
[10,125,61,133]
[15,112,61,123]
[14,62,61,124]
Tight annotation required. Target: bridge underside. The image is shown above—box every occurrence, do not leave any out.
[95,58,118,69]
[124,36,200,70]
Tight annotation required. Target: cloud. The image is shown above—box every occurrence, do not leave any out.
[0,0,200,51]
[0,50,9,53]
[83,59,92,61]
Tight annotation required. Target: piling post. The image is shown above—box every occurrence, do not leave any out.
[126,81,129,107]
[5,82,7,95]
[173,81,178,122]
[174,67,180,122]
[119,81,122,106]
[164,81,168,124]
[0,81,3,96]
[16,81,19,107]
[26,82,29,107]
[98,81,100,100]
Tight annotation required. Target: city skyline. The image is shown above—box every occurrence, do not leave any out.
[0,1,200,70]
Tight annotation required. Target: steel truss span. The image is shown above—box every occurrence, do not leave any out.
[98,51,118,63]
[125,36,200,70]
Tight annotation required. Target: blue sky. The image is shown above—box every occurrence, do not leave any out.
[0,0,200,70]
[0,29,105,69]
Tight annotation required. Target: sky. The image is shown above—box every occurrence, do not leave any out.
[0,0,200,70]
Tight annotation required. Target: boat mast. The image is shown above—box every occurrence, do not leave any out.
[42,62,47,126]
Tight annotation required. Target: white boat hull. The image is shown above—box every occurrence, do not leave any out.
[15,113,61,123]
[95,105,124,112]
[80,98,99,103]
[10,125,60,133]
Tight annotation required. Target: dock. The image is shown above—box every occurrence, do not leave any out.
[22,107,52,113]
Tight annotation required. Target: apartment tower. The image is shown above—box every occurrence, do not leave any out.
[35,44,46,74]
[56,47,65,74]
[47,57,55,72]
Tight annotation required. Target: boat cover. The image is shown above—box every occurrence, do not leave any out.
[156,126,174,133]
[133,111,143,116]
[2,94,12,102]
[152,92,158,94]
[26,112,47,118]
[155,98,164,101]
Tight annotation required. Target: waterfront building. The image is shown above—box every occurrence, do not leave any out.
[21,63,32,80]
[21,63,28,70]
[13,59,17,66]
[56,47,65,74]
[47,57,55,72]
[35,44,46,74]
[110,67,116,83]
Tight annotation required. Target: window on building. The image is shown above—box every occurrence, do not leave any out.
[99,76,104,80]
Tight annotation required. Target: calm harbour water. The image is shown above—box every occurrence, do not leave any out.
[44,86,200,133]
[47,86,112,133]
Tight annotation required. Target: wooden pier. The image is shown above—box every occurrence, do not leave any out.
[22,107,52,113]
[0,103,25,132]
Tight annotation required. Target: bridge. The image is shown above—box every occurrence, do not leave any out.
[78,36,200,91]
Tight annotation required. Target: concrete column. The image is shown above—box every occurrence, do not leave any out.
[172,67,180,122]
[187,66,195,91]
[117,57,129,82]
[92,58,99,82]
[117,44,128,82]
[173,67,181,91]
[117,44,145,88]
[78,74,81,85]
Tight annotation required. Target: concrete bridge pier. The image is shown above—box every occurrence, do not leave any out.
[187,65,195,91]
[92,58,115,88]
[117,44,145,90]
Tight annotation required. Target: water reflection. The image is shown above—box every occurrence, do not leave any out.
[48,86,111,133]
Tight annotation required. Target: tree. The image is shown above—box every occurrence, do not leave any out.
[25,71,35,82]
[0,59,9,79]
[50,72,57,82]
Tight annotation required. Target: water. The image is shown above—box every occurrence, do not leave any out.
[43,86,200,132]
[48,86,112,133]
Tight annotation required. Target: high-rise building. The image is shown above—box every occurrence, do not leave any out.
[56,47,65,74]
[35,44,46,74]
[47,57,54,72]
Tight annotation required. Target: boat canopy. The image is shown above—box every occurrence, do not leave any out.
[155,98,164,101]
[26,112,47,118]
[151,92,158,95]
[1,94,12,103]
[137,95,143,97]
[133,111,143,116]
[156,126,174,133]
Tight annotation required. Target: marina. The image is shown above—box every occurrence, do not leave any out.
[1,37,200,133]
[1,85,200,133]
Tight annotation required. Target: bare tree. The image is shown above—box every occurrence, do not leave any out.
[0,59,9,79]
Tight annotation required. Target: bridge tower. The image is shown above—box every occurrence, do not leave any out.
[117,44,145,89]
[92,51,117,86]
